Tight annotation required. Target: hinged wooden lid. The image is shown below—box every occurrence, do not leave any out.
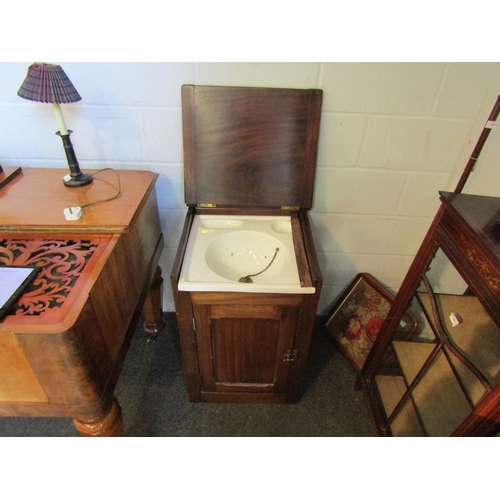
[182,85,322,209]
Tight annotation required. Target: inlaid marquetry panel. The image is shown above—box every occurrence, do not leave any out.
[440,216,500,298]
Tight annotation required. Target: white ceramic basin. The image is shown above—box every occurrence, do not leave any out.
[178,215,315,293]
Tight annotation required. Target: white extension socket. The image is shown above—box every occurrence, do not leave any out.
[63,206,82,221]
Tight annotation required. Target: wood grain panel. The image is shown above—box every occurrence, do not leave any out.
[0,332,47,403]
[212,304,281,320]
[213,317,281,385]
[182,85,322,208]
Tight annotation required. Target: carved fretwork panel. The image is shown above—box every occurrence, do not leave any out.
[0,235,113,321]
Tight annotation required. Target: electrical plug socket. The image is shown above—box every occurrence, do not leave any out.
[63,206,82,221]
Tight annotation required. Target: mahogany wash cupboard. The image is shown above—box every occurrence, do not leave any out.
[171,85,324,403]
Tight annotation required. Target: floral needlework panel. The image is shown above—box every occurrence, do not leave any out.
[326,278,392,370]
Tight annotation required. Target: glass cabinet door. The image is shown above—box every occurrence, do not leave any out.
[372,248,500,437]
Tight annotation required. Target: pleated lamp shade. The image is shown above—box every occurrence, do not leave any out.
[17,63,81,104]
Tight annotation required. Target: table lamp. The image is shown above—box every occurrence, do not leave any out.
[17,63,93,188]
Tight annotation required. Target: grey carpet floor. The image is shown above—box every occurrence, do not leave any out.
[0,314,375,437]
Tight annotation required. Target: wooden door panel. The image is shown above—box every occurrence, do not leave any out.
[213,317,280,385]
[193,303,299,396]
[212,304,282,320]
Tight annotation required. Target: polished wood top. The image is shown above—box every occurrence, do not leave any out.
[440,191,500,259]
[0,168,158,232]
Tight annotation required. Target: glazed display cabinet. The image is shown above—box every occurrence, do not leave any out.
[361,191,500,436]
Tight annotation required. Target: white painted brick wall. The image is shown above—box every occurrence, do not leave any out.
[1,62,499,314]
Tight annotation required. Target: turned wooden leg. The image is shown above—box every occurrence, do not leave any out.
[143,265,166,342]
[72,397,125,437]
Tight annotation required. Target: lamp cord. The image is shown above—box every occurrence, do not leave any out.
[78,168,121,209]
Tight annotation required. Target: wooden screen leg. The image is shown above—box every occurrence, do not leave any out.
[143,265,166,342]
[72,397,125,437]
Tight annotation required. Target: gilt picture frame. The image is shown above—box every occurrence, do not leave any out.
[323,273,395,371]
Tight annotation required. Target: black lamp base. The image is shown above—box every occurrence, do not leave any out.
[57,130,93,188]
[63,171,93,188]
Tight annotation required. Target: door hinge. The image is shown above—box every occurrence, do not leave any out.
[283,349,298,362]
[281,206,300,211]
[192,318,196,331]
[197,203,216,208]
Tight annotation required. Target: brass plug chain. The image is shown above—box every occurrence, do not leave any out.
[239,247,280,283]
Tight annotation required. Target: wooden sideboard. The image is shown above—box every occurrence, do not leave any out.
[0,168,165,436]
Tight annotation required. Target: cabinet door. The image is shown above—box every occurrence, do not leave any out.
[193,303,299,397]
[373,248,500,436]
